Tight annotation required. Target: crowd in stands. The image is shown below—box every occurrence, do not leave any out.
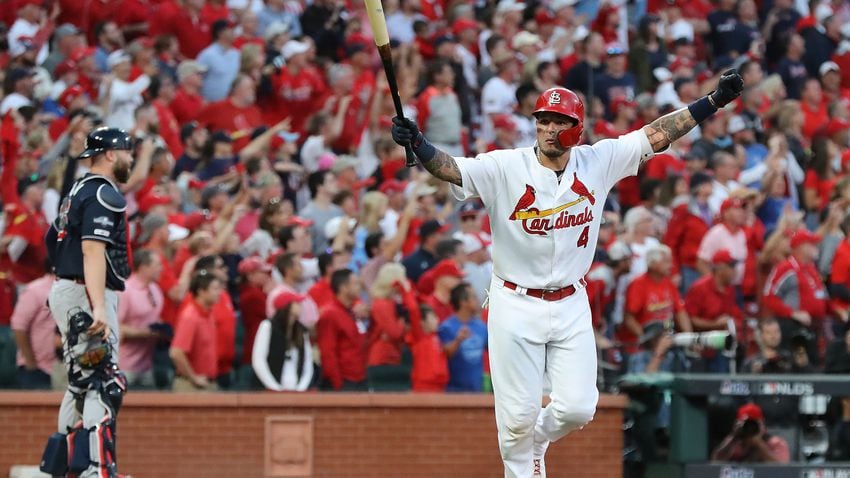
[2,0,850,398]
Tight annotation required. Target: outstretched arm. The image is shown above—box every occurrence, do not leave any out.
[391,117,462,186]
[643,69,743,157]
[643,107,699,154]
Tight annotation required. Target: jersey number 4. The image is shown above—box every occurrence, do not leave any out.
[576,226,590,248]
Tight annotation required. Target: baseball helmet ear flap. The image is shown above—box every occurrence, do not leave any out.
[534,87,585,148]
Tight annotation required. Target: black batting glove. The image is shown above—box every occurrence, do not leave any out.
[710,69,744,108]
[391,116,436,161]
[391,117,421,146]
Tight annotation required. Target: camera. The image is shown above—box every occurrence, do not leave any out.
[734,418,761,439]
[671,331,735,352]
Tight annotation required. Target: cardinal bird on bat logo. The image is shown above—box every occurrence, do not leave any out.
[571,172,595,205]
[509,184,536,220]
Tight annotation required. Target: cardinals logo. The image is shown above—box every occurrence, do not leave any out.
[549,92,561,105]
[571,172,595,205]
[509,177,596,236]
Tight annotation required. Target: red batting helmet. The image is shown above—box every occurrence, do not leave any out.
[533,87,584,147]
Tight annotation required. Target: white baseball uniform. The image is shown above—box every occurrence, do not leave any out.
[451,129,655,477]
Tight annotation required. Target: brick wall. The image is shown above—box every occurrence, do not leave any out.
[0,392,625,478]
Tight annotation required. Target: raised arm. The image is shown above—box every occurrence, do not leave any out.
[643,69,744,155]
[390,117,462,186]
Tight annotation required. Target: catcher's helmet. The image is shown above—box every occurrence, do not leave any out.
[78,126,133,159]
[533,87,584,148]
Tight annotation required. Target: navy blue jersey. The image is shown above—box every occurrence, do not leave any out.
[46,174,130,291]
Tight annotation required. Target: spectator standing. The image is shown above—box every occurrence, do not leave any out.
[366,264,415,389]
[170,60,208,126]
[417,59,463,157]
[190,255,238,389]
[697,198,749,286]
[7,0,51,66]
[0,175,49,286]
[684,250,744,372]
[663,172,713,292]
[594,44,637,116]
[420,259,465,322]
[829,216,850,324]
[402,219,448,283]
[10,268,55,389]
[169,272,223,392]
[480,51,520,143]
[258,0,302,38]
[762,230,828,363]
[408,299,449,392]
[438,283,487,392]
[621,245,693,353]
[252,291,314,391]
[300,171,342,256]
[563,31,606,99]
[776,33,808,100]
[707,151,743,215]
[266,253,320,328]
[316,269,368,391]
[236,257,274,389]
[265,39,329,135]
[101,50,152,131]
[117,250,166,389]
[198,75,264,148]
[198,19,241,102]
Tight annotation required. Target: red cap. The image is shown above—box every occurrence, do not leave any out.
[54,59,77,78]
[452,18,479,36]
[272,291,306,310]
[183,211,210,231]
[138,193,171,214]
[711,249,737,265]
[737,403,763,422]
[187,178,207,190]
[668,57,695,72]
[610,96,637,115]
[492,113,516,131]
[288,216,314,228]
[238,257,273,275]
[430,259,466,280]
[135,36,155,49]
[379,179,407,194]
[790,229,821,248]
[69,46,96,63]
[270,135,285,151]
[58,85,86,109]
[535,9,557,25]
[826,118,850,137]
[720,197,745,214]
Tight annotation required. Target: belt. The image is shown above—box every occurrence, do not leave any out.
[501,278,587,302]
[58,276,86,285]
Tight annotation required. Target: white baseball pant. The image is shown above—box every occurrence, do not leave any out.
[488,278,599,478]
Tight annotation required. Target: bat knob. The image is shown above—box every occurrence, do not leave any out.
[404,145,418,167]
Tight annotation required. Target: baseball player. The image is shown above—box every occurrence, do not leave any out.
[43,127,133,478]
[392,70,744,477]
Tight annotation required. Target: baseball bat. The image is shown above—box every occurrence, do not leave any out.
[363,0,418,167]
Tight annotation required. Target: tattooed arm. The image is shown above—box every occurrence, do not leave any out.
[421,150,463,187]
[643,69,744,159]
[642,106,700,156]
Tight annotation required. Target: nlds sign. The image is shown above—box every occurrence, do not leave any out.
[801,469,850,478]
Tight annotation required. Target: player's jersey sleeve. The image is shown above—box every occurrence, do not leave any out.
[449,152,502,204]
[593,129,655,191]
